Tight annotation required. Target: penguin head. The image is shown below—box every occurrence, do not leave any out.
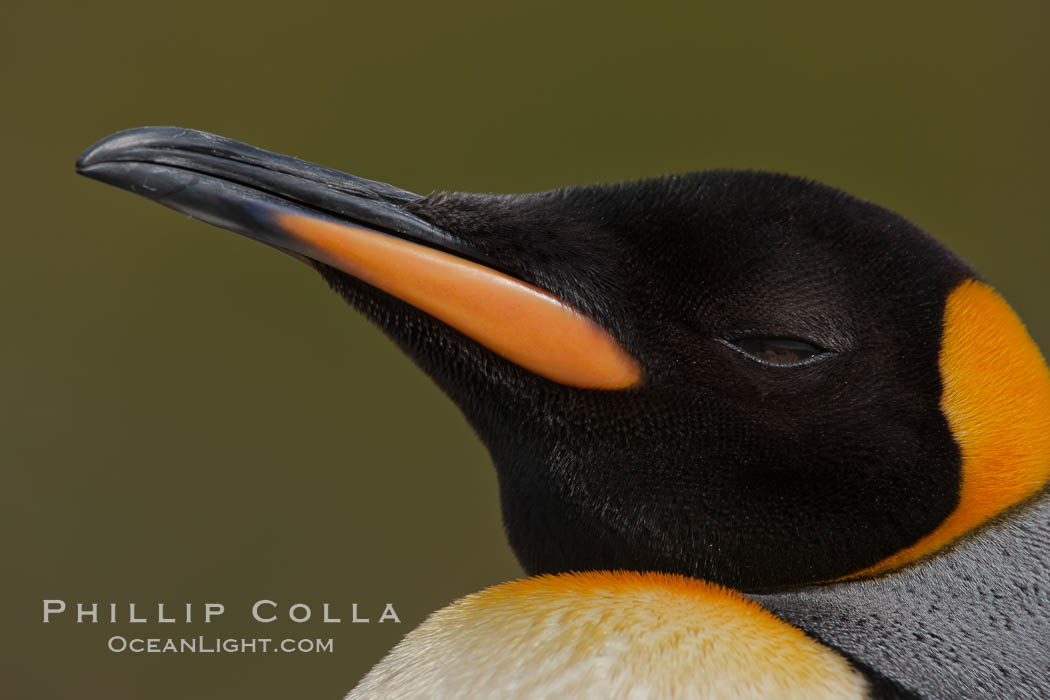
[78,128,1050,590]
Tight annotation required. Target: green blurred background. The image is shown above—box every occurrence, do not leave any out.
[4,1,1048,698]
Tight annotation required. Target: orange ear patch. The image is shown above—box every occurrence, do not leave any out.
[854,279,1050,578]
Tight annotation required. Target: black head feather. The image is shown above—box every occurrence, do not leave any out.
[315,171,972,590]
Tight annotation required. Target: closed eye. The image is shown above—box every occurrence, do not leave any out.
[722,336,832,367]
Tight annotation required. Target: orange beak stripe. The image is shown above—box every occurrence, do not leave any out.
[275,211,642,390]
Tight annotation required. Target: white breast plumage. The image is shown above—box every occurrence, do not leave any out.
[349,571,868,699]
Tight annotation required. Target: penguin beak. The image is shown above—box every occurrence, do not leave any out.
[76,127,641,390]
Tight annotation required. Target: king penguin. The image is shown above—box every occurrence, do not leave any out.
[77,127,1050,699]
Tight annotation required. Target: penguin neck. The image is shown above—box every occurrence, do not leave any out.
[751,489,1050,698]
